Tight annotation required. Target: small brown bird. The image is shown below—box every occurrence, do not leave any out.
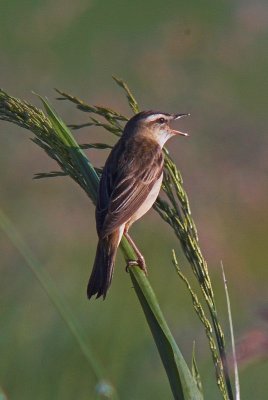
[87,111,188,299]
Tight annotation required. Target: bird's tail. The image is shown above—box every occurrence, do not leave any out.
[87,231,120,299]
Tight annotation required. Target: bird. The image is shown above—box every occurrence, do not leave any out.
[87,110,189,299]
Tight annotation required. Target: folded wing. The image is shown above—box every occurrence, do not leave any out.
[96,137,163,238]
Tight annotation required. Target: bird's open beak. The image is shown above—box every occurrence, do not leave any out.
[170,113,190,136]
[174,113,190,120]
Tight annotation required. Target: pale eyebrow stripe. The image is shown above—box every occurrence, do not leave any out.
[144,114,169,123]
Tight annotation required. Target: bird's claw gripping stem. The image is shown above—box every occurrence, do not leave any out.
[124,232,148,275]
[125,257,148,275]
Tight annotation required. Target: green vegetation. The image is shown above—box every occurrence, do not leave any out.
[1,80,235,399]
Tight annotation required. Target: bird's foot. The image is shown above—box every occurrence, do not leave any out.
[125,256,148,276]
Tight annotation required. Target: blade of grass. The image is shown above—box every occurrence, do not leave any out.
[221,262,240,400]
[191,342,203,394]
[37,95,99,201]
[121,237,203,400]
[0,208,117,400]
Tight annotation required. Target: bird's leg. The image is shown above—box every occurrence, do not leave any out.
[124,231,148,275]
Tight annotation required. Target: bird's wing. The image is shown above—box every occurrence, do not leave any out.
[96,137,163,238]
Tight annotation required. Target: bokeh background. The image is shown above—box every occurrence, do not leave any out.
[1,1,268,399]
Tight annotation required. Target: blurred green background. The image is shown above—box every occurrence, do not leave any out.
[1,0,268,399]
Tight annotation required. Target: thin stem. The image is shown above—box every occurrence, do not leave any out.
[221,262,240,400]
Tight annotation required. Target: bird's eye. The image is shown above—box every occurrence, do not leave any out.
[158,117,165,124]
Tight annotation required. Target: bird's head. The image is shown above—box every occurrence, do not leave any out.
[123,111,189,147]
